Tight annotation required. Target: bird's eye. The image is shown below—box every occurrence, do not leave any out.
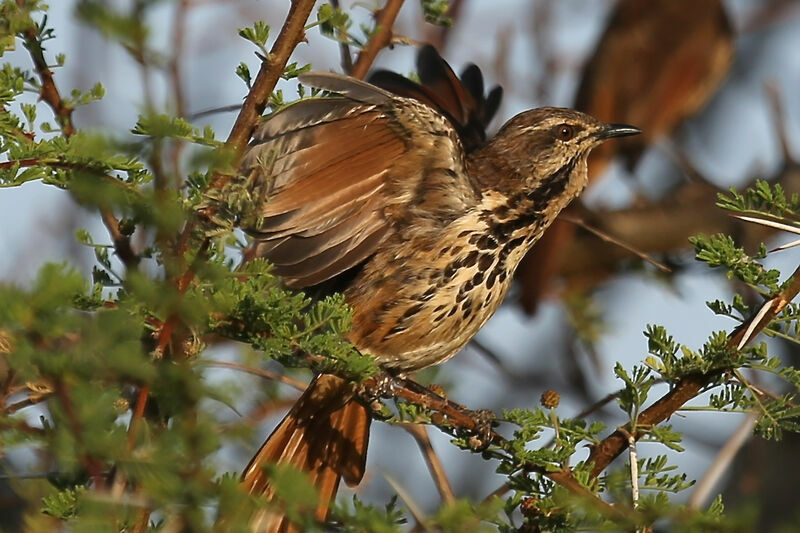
[556,124,575,141]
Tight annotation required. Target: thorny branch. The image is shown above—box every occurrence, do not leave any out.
[17,5,140,274]
[587,262,800,477]
[350,0,405,79]
[403,424,456,504]
[331,0,354,73]
[142,0,317,444]
[18,12,75,137]
[356,374,635,522]
[224,0,317,156]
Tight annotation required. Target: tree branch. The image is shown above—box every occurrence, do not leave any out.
[224,0,316,156]
[100,209,139,271]
[587,262,800,477]
[403,424,456,504]
[350,0,405,79]
[19,16,75,137]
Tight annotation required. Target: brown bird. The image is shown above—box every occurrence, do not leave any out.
[517,0,734,313]
[239,46,639,532]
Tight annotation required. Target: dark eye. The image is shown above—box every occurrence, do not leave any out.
[555,124,575,141]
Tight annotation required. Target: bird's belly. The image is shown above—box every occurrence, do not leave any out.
[344,229,539,372]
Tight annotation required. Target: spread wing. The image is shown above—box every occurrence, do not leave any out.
[241,73,465,289]
[368,44,502,152]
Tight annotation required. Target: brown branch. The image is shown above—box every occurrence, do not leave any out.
[4,392,53,415]
[100,209,139,270]
[19,18,75,137]
[587,262,800,477]
[0,418,45,435]
[403,424,456,503]
[331,0,354,73]
[363,375,631,522]
[195,359,307,390]
[224,0,317,156]
[560,213,671,273]
[350,0,405,79]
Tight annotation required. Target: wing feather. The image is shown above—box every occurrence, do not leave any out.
[241,71,467,289]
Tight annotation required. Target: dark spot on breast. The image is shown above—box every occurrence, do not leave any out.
[493,203,510,219]
[460,297,473,312]
[386,324,407,337]
[478,254,494,271]
[456,283,470,302]
[474,235,498,251]
[500,237,526,260]
[419,286,436,302]
[489,212,540,240]
[402,303,424,320]
[458,230,471,239]
[463,250,479,268]
[471,271,484,286]
[446,306,458,318]
[486,270,498,290]
[442,260,459,281]
[433,304,447,313]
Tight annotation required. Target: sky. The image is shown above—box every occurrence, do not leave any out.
[3,0,800,519]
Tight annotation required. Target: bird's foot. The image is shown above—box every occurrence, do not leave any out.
[465,408,496,451]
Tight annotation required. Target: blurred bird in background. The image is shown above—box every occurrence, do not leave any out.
[516,0,734,314]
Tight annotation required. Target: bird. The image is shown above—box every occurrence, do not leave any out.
[516,0,733,313]
[238,45,640,532]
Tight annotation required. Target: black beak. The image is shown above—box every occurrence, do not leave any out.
[598,123,641,139]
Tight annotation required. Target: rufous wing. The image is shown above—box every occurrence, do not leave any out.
[242,72,467,289]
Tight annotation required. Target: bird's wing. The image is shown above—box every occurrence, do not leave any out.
[368,44,502,152]
[241,72,466,289]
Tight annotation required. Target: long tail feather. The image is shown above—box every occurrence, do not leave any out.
[242,374,371,532]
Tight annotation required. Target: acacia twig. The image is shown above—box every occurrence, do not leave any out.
[403,424,456,503]
[196,359,307,391]
[331,0,354,73]
[100,209,139,270]
[19,16,75,136]
[350,0,405,79]
[587,262,800,477]
[687,412,758,509]
[360,375,634,523]
[560,213,671,273]
[142,0,317,442]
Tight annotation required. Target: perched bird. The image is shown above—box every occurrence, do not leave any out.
[239,45,639,532]
[517,0,734,313]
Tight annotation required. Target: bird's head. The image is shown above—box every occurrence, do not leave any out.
[479,107,640,193]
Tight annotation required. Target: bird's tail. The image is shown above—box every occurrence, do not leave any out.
[242,373,371,533]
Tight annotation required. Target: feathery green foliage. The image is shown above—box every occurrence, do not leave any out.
[1,2,800,532]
